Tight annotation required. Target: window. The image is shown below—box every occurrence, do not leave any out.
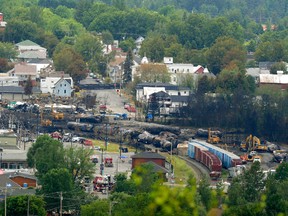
[178,92,181,96]
[51,81,54,83]
[58,90,59,93]
[60,84,62,87]
[64,90,66,94]
[187,69,189,72]
[64,84,66,86]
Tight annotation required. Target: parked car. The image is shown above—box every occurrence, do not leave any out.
[72,136,84,142]
[83,139,93,146]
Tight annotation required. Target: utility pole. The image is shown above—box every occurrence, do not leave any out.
[105,123,108,150]
[27,195,30,216]
[4,186,6,216]
[60,192,63,216]
[100,148,104,175]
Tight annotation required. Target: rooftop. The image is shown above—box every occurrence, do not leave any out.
[131,151,166,159]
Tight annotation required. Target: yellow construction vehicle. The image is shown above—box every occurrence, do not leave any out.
[240,135,268,152]
[207,128,221,144]
[40,111,52,126]
[51,104,64,120]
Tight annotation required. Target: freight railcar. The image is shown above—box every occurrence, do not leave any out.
[188,142,222,177]
[188,140,242,168]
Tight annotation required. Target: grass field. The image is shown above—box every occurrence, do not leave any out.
[92,139,135,153]
[160,153,194,185]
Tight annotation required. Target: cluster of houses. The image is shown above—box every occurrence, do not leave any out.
[1,26,288,114]
[0,40,74,101]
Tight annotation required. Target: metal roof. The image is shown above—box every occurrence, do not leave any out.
[131,151,166,159]
[0,86,41,94]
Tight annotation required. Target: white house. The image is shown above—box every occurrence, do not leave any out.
[259,71,288,89]
[134,36,145,54]
[41,76,73,97]
[136,82,190,102]
[15,40,47,60]
[0,76,19,87]
[53,78,73,97]
[164,57,209,85]
[137,83,190,116]
[27,59,52,77]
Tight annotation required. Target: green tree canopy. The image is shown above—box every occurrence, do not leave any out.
[0,42,18,59]
[27,135,65,178]
[206,36,246,75]
[0,195,46,216]
[53,46,87,83]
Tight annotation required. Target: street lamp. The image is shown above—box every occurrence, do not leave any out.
[0,147,3,169]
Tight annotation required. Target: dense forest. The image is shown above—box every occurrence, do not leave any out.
[1,0,288,141]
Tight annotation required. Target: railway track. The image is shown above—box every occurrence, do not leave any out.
[177,155,211,183]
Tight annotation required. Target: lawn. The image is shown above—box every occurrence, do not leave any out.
[160,153,194,185]
[92,139,135,153]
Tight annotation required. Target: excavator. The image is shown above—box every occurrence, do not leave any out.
[240,135,268,152]
[207,128,221,144]
[51,104,64,120]
[40,110,52,126]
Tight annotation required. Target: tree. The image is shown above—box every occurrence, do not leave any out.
[24,75,33,95]
[265,163,288,216]
[0,195,46,216]
[0,42,17,59]
[0,58,13,72]
[270,62,287,74]
[74,32,104,74]
[136,63,170,83]
[4,19,39,43]
[102,30,114,45]
[224,162,266,215]
[64,147,95,182]
[119,37,135,52]
[81,199,110,216]
[39,168,77,212]
[123,49,133,84]
[140,34,165,62]
[206,36,246,75]
[53,46,87,83]
[27,135,65,178]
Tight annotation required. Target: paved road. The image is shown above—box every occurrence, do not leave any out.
[91,89,129,115]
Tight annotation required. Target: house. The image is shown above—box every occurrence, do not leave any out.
[148,91,172,116]
[40,75,73,97]
[0,75,19,87]
[27,58,52,75]
[134,36,145,54]
[8,172,38,188]
[0,172,36,198]
[15,40,47,61]
[109,53,126,83]
[8,63,37,86]
[0,12,7,30]
[136,83,190,116]
[131,55,149,81]
[53,78,73,97]
[0,86,41,101]
[259,71,288,90]
[164,57,210,85]
[136,82,190,102]
[131,151,166,169]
